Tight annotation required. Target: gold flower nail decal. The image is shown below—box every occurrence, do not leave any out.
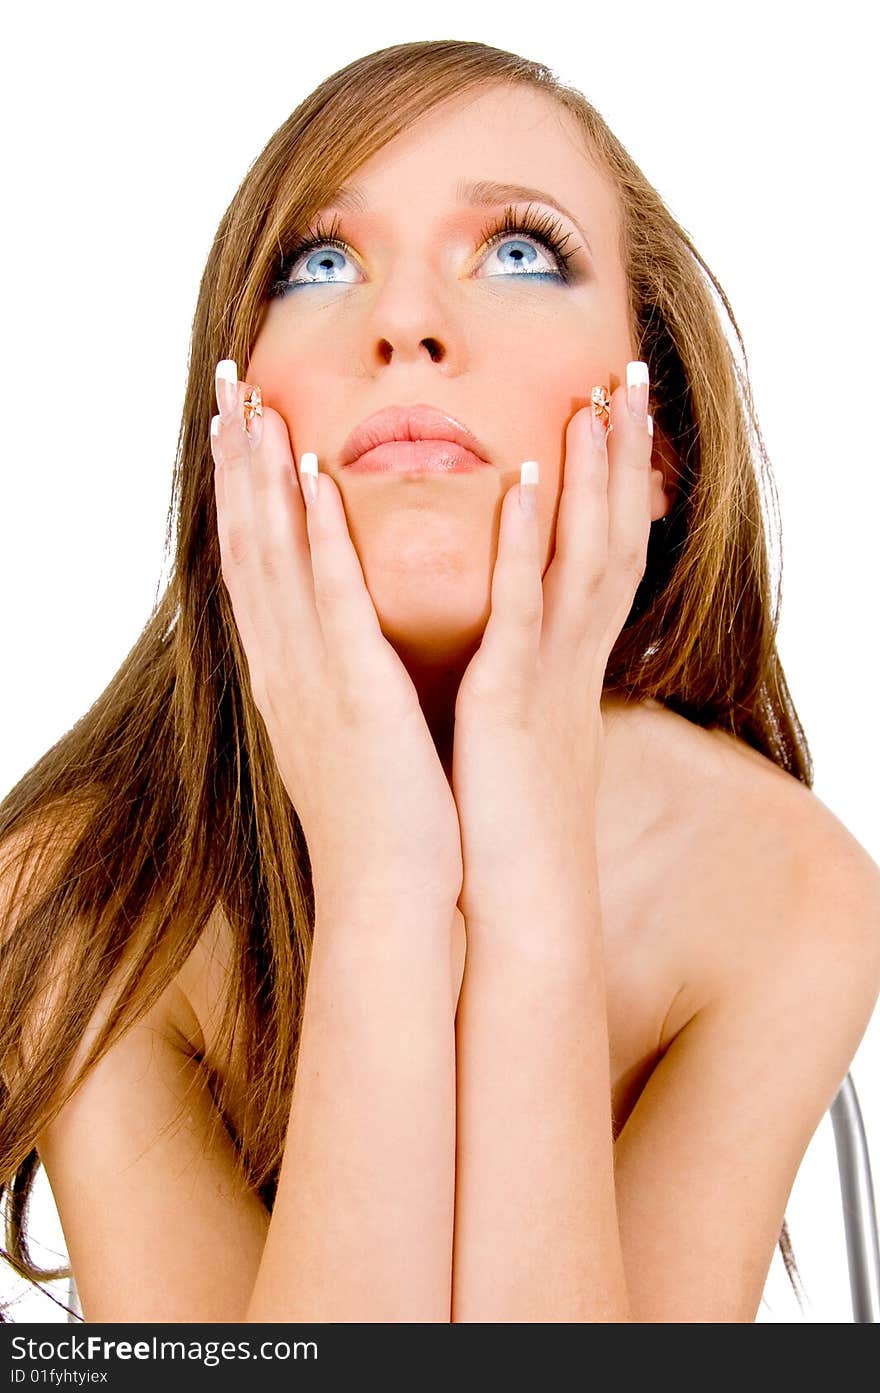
[243,385,263,425]
[591,385,611,427]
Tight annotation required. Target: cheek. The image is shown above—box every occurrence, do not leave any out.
[244,310,323,389]
[243,336,327,453]
[242,318,277,384]
[246,303,346,382]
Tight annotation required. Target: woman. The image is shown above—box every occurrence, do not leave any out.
[1,38,878,1324]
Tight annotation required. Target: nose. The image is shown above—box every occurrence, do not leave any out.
[357,254,458,372]
[372,335,445,366]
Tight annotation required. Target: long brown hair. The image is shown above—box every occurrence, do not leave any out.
[0,38,809,1320]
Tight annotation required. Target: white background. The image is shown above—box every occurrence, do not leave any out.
[1,0,877,1323]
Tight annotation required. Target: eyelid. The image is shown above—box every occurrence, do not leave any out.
[272,204,581,292]
[473,204,580,274]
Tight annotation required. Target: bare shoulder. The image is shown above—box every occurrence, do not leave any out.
[621,693,870,863]
[606,704,880,1321]
[616,698,880,1035]
[663,695,879,893]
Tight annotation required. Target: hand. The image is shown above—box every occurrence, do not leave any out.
[210,362,463,920]
[451,367,656,926]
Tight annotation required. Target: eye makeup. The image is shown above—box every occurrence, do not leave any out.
[268,202,584,297]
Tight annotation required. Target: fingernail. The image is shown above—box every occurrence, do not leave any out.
[216,359,239,421]
[519,459,539,515]
[209,414,222,463]
[590,385,611,448]
[626,360,649,423]
[300,451,319,507]
[246,411,263,448]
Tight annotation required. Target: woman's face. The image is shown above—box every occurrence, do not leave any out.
[245,83,671,672]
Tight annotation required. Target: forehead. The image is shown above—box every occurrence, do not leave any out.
[317,83,616,244]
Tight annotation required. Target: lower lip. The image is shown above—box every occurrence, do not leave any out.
[344,440,489,473]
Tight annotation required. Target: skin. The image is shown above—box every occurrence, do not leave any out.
[22,81,880,1326]
[236,80,668,1317]
[193,78,880,1323]
[244,81,675,775]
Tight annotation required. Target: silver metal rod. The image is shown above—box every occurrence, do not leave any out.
[830,1072,880,1322]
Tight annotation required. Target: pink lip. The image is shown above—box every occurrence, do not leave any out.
[340,403,491,469]
[343,440,488,474]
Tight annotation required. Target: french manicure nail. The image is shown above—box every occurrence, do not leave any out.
[216,359,239,421]
[626,360,649,423]
[209,414,222,462]
[519,459,539,515]
[300,451,319,507]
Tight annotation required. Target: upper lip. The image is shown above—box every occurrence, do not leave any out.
[339,403,489,467]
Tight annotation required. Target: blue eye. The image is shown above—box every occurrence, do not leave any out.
[269,204,579,297]
[282,239,360,289]
[478,231,561,280]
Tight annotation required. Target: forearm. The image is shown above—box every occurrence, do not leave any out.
[451,840,631,1321]
[245,898,457,1322]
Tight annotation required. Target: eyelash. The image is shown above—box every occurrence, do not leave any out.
[268,203,580,297]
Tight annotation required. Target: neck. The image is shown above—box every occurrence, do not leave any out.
[394,639,480,786]
[397,635,632,792]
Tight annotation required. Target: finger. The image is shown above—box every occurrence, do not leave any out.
[301,463,389,681]
[244,388,322,653]
[212,361,257,567]
[211,365,272,674]
[472,463,543,713]
[606,365,654,589]
[540,397,609,651]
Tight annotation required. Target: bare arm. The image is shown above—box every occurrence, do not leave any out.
[451,835,629,1321]
[7,365,464,1323]
[446,368,656,1318]
[245,897,457,1322]
[16,873,458,1322]
[210,364,465,1321]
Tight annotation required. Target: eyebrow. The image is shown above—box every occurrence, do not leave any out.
[320,177,593,257]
